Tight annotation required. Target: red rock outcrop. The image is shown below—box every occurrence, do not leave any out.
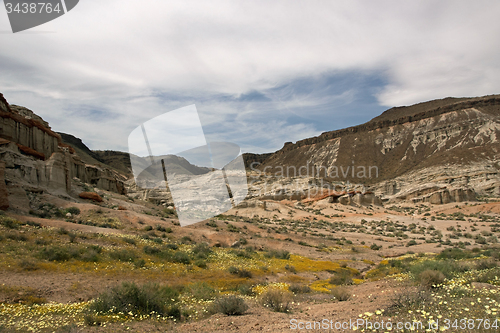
[79,192,103,202]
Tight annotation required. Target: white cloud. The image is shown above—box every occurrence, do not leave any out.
[1,0,500,151]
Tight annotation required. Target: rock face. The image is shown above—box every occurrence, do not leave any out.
[0,93,127,207]
[252,94,500,204]
[0,97,60,161]
[0,161,9,210]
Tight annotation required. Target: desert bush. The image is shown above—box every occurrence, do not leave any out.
[90,282,180,318]
[38,246,80,261]
[406,240,417,247]
[83,314,104,327]
[475,267,500,284]
[370,243,382,250]
[143,245,161,255]
[192,242,212,259]
[133,259,146,268]
[436,248,477,260]
[194,259,207,269]
[180,236,193,244]
[237,284,255,296]
[289,284,311,294]
[228,266,252,278]
[285,264,297,273]
[18,260,39,271]
[231,249,252,259]
[210,295,248,315]
[330,287,350,301]
[264,249,290,259]
[418,270,445,288]
[329,269,353,286]
[476,260,498,270]
[123,238,136,245]
[35,239,50,246]
[162,208,177,217]
[109,249,137,262]
[155,224,167,232]
[65,207,81,215]
[165,243,178,250]
[385,289,430,315]
[6,232,28,242]
[260,289,293,312]
[0,216,20,229]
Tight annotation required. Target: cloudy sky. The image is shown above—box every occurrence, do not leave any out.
[1,0,500,155]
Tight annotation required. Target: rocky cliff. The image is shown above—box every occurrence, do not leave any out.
[0,93,127,212]
[254,94,500,204]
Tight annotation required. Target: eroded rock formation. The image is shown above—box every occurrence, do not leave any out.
[0,93,127,210]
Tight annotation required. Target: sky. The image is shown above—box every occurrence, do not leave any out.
[1,0,500,155]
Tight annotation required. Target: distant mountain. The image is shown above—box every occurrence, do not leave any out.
[58,132,105,165]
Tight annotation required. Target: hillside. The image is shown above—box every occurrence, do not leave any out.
[254,94,500,203]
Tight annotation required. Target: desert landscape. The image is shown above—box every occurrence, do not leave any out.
[1,91,500,332]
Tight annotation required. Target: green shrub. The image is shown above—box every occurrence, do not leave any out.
[192,242,212,259]
[80,248,101,262]
[185,282,216,300]
[172,251,191,264]
[123,238,137,245]
[194,259,207,269]
[436,248,477,260]
[143,245,161,255]
[410,260,466,279]
[210,295,248,315]
[38,246,80,261]
[265,249,290,259]
[165,243,178,250]
[90,282,180,318]
[180,236,193,244]
[406,240,417,247]
[260,289,293,313]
